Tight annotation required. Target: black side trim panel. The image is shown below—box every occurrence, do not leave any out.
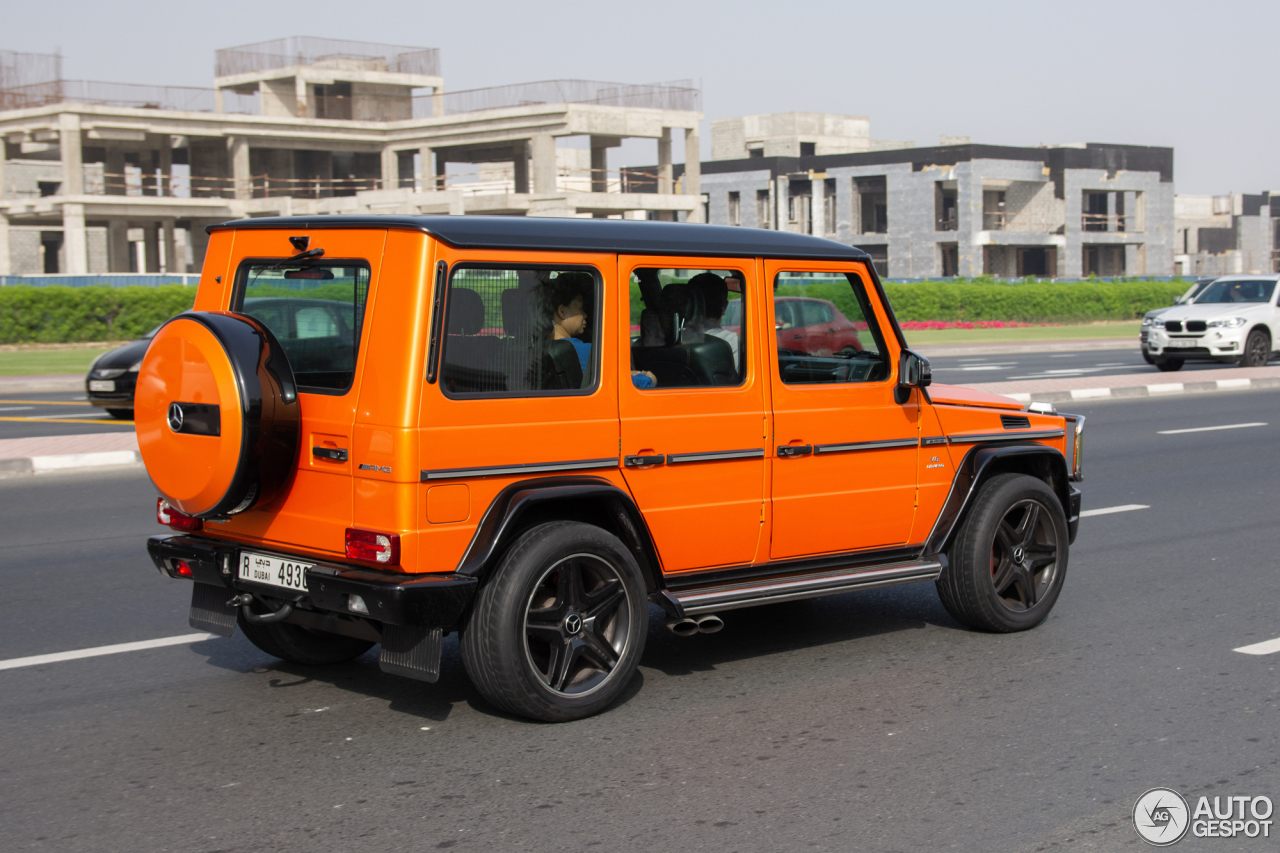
[666,448,764,464]
[815,437,917,454]
[664,545,925,591]
[948,429,1064,444]
[422,457,617,481]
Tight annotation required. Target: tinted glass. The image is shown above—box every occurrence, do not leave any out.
[1195,279,1276,304]
[629,268,746,389]
[773,271,889,385]
[237,261,370,393]
[439,267,599,396]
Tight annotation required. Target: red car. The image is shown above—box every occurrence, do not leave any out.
[724,296,866,356]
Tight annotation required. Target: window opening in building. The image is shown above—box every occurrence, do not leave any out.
[799,142,816,157]
[236,260,371,393]
[772,271,889,385]
[438,266,601,396]
[1016,247,1050,277]
[864,245,889,277]
[856,177,888,234]
[749,148,764,159]
[936,183,958,231]
[38,181,60,197]
[630,267,746,389]
[728,191,741,227]
[1083,192,1109,232]
[983,190,1006,230]
[1083,245,1125,277]
[756,189,771,229]
[940,244,959,277]
[40,232,62,274]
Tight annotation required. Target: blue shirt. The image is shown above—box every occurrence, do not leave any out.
[567,337,655,388]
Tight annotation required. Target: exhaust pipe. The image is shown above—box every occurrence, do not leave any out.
[665,614,724,636]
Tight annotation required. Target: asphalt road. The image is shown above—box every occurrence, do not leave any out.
[3,391,1280,852]
[0,389,134,440]
[926,345,1250,385]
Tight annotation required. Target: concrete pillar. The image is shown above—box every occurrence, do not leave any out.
[59,113,84,196]
[107,220,130,272]
[1106,191,1116,233]
[589,144,607,194]
[432,86,445,118]
[683,126,703,223]
[0,151,6,200]
[381,146,398,190]
[62,203,88,275]
[214,88,224,114]
[775,176,789,233]
[531,134,557,194]
[228,136,251,200]
[144,222,160,273]
[190,220,211,271]
[512,142,529,194]
[158,140,172,197]
[811,183,824,237]
[162,219,178,272]
[419,146,436,191]
[295,76,309,118]
[657,128,673,194]
[0,213,10,276]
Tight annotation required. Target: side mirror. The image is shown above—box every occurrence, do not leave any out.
[895,349,931,404]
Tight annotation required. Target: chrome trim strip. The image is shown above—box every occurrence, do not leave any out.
[921,436,947,446]
[674,560,943,615]
[814,437,918,454]
[666,448,764,465]
[948,429,1064,444]
[421,457,617,481]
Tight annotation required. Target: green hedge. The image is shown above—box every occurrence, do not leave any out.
[0,278,1191,344]
[0,286,197,344]
[778,279,1189,325]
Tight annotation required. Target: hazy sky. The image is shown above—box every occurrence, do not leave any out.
[7,0,1275,194]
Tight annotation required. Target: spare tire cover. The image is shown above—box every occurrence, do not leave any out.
[136,311,299,518]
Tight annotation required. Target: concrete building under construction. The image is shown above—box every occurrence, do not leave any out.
[0,38,704,275]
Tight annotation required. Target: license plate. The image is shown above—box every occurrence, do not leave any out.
[1166,339,1198,348]
[238,551,311,592]
[88,380,115,392]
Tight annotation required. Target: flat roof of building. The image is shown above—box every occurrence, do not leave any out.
[208,215,870,261]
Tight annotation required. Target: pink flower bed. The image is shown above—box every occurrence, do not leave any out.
[899,320,1058,330]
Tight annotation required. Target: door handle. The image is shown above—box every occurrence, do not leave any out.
[624,454,665,467]
[777,444,813,457]
[313,447,348,462]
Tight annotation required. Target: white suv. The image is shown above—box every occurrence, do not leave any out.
[1144,275,1280,372]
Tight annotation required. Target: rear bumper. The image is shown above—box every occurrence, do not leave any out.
[147,534,476,629]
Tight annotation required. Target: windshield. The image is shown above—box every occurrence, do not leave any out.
[1194,279,1276,305]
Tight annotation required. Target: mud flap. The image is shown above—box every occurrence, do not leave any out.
[379,625,443,683]
[189,582,237,637]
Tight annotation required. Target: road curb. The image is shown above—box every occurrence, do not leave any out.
[0,374,85,393]
[998,375,1280,404]
[0,451,143,479]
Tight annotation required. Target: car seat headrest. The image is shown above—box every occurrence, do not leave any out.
[448,288,485,335]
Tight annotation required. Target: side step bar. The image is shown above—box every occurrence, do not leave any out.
[672,559,944,615]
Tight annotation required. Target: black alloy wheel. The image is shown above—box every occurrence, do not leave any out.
[461,521,648,722]
[1241,329,1271,368]
[936,473,1069,632]
[523,554,632,696]
[988,499,1060,612]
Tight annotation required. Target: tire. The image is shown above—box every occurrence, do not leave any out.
[1141,351,1155,365]
[105,408,133,420]
[1240,329,1271,368]
[237,609,374,665]
[936,473,1069,633]
[461,521,648,722]
[1154,358,1183,372]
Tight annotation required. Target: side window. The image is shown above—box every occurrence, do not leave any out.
[236,260,370,393]
[438,266,600,396]
[773,271,889,385]
[628,267,746,389]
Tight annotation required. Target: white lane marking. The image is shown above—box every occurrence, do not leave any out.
[1079,504,1149,517]
[0,406,35,412]
[0,632,218,672]
[1158,422,1267,435]
[1234,637,1280,656]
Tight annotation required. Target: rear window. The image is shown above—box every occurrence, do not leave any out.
[234,260,371,394]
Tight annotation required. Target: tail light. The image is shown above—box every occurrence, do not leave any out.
[173,559,194,578]
[346,528,400,565]
[156,498,202,532]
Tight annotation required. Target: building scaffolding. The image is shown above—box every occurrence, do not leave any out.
[214,36,440,78]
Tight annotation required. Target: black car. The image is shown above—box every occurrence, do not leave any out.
[85,328,158,419]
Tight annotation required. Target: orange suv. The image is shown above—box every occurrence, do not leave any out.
[139,216,1084,722]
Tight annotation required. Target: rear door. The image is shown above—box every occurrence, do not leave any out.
[766,263,919,560]
[616,256,766,575]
